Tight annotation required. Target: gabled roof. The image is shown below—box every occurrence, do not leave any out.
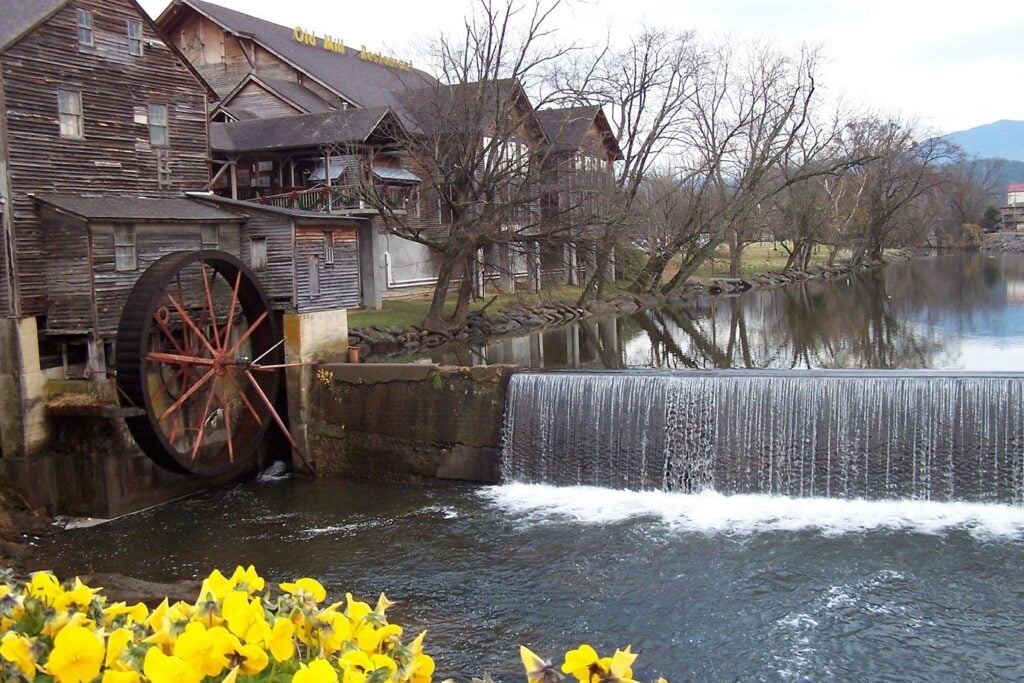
[210,107,401,153]
[1009,183,1024,193]
[405,78,548,143]
[218,74,333,116]
[34,194,246,222]
[158,0,435,112]
[0,0,66,52]
[537,105,624,160]
[0,0,217,98]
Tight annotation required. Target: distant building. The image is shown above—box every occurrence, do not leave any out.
[1001,183,1024,231]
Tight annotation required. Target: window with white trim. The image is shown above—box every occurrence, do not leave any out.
[149,104,169,147]
[250,236,267,271]
[77,9,93,47]
[323,232,335,265]
[57,90,83,139]
[127,19,143,56]
[113,225,137,271]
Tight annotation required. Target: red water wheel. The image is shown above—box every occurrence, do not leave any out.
[116,250,295,476]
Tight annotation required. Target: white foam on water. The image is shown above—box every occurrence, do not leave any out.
[478,483,1024,539]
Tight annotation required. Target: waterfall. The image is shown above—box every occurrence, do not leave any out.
[501,371,1024,503]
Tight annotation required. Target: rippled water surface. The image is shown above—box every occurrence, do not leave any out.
[418,252,1024,370]
[34,479,1024,680]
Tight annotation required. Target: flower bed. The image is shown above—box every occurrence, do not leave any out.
[0,568,665,683]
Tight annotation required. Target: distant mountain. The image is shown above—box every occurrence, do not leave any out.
[945,120,1024,162]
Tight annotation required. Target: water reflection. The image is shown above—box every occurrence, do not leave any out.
[420,253,1024,370]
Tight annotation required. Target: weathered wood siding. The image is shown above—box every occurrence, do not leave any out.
[40,209,92,332]
[174,13,347,110]
[238,211,295,308]
[88,222,242,337]
[1,0,211,316]
[226,81,301,118]
[294,226,358,313]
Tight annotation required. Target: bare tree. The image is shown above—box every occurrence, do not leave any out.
[362,0,578,330]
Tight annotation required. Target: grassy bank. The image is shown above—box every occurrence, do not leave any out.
[349,242,844,330]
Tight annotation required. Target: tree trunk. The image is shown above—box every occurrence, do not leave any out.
[728,232,743,278]
[423,251,458,330]
[449,250,477,328]
[661,235,726,294]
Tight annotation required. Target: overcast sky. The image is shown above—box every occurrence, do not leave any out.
[139,0,1024,135]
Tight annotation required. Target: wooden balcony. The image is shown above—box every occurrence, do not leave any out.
[220,184,413,216]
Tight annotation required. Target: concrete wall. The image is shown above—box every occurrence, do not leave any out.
[0,317,48,458]
[307,363,515,483]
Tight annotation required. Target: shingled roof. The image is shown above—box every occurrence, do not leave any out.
[162,0,436,112]
[209,107,400,153]
[0,0,66,52]
[536,105,624,160]
[34,194,246,222]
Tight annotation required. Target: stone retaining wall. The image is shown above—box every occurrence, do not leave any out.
[307,363,515,483]
[983,232,1024,253]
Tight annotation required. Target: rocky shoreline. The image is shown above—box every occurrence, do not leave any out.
[350,253,910,359]
[982,232,1024,253]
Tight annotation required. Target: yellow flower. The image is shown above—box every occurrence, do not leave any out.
[520,645,563,683]
[406,631,434,683]
[228,566,265,594]
[54,577,101,613]
[27,572,61,605]
[292,658,339,683]
[104,602,148,627]
[222,591,269,644]
[143,646,201,683]
[45,625,104,683]
[374,593,395,614]
[315,609,354,655]
[197,570,234,602]
[344,593,372,624]
[267,617,296,662]
[230,639,269,675]
[1,631,38,680]
[105,627,135,669]
[561,644,600,683]
[172,622,233,678]
[280,578,327,604]
[101,671,140,683]
[605,646,638,683]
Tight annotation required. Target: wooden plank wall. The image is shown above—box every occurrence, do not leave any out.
[228,82,301,118]
[40,209,93,331]
[1,0,211,317]
[89,222,241,337]
[238,211,295,308]
[294,226,358,313]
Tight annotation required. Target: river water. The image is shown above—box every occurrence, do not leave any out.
[422,252,1024,370]
[31,252,1024,680]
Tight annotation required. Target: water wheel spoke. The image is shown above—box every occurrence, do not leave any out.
[224,372,264,424]
[153,314,188,357]
[199,260,223,351]
[146,351,216,366]
[190,379,220,462]
[244,369,311,472]
[217,392,235,463]
[222,270,243,353]
[158,367,215,422]
[165,291,218,358]
[151,364,188,404]
[226,311,268,358]
[250,362,306,371]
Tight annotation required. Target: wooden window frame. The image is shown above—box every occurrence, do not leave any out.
[250,236,267,271]
[200,224,219,250]
[76,9,94,47]
[323,232,335,266]
[113,225,137,272]
[57,90,83,140]
[148,104,169,147]
[127,19,143,56]
[307,255,320,298]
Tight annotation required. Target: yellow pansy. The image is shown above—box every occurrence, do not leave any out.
[520,645,563,683]
[222,591,269,643]
[27,572,61,605]
[280,578,327,604]
[229,566,265,594]
[561,644,601,683]
[104,601,148,627]
[54,577,101,613]
[407,631,435,683]
[197,569,234,602]
[315,609,354,655]
[604,646,638,683]
[267,617,296,662]
[143,646,201,683]
[344,593,372,625]
[229,639,269,675]
[172,622,233,677]
[1,631,38,681]
[292,658,339,683]
[101,670,141,683]
[46,625,104,683]
[105,627,135,669]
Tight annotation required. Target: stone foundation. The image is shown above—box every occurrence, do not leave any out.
[308,363,515,483]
